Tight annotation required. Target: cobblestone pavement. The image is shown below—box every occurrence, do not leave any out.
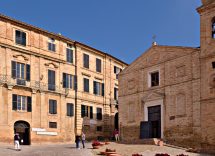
[92,142,213,156]
[0,143,93,156]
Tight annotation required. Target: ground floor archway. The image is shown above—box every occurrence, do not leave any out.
[14,120,30,145]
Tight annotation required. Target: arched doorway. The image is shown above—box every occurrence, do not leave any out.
[114,113,119,130]
[14,121,30,145]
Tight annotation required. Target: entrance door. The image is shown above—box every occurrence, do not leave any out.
[114,113,119,130]
[148,105,161,138]
[14,121,30,145]
[140,105,161,139]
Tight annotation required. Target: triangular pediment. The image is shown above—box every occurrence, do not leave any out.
[142,91,165,103]
[122,45,199,74]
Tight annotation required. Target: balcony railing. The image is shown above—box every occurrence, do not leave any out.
[0,75,66,94]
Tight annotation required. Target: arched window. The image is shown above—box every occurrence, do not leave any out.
[212,17,215,38]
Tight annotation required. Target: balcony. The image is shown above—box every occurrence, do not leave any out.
[0,75,66,94]
[16,79,26,86]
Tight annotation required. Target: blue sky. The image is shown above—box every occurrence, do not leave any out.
[0,0,202,64]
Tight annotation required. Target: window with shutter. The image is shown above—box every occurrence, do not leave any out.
[96,58,101,72]
[63,73,74,89]
[114,66,122,79]
[48,38,56,52]
[66,48,73,63]
[81,105,88,118]
[49,99,57,114]
[96,108,102,120]
[48,70,56,91]
[11,61,30,85]
[15,30,26,46]
[12,94,29,111]
[83,54,89,68]
[114,88,118,100]
[93,81,104,96]
[83,78,89,92]
[67,103,74,117]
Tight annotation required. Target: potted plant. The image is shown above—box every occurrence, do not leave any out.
[92,140,100,149]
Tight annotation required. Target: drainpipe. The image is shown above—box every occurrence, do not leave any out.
[74,42,78,133]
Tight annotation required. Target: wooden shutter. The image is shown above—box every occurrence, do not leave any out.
[74,75,77,90]
[96,58,101,72]
[12,94,17,110]
[11,61,16,78]
[102,83,105,96]
[27,96,32,112]
[71,103,74,116]
[54,100,57,114]
[90,106,93,119]
[26,64,30,81]
[114,66,116,74]
[63,73,66,88]
[93,81,97,94]
[81,105,85,117]
[49,100,52,114]
[22,32,26,46]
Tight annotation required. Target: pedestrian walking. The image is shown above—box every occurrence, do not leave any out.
[14,133,21,151]
[75,135,80,149]
[113,129,119,141]
[81,132,86,148]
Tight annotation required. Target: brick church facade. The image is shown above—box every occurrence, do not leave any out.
[119,0,215,153]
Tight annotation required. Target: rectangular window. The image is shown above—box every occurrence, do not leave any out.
[67,103,74,117]
[96,58,102,73]
[114,87,118,100]
[96,126,102,132]
[81,105,88,118]
[151,71,159,87]
[212,62,215,69]
[83,54,89,68]
[48,38,56,52]
[63,73,74,89]
[49,99,57,114]
[90,106,93,119]
[93,81,104,96]
[49,122,57,128]
[96,107,102,120]
[15,30,26,46]
[83,78,89,93]
[11,61,31,83]
[66,44,73,63]
[12,94,31,112]
[48,70,56,91]
[114,66,122,79]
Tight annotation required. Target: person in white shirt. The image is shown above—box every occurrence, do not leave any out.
[81,132,86,148]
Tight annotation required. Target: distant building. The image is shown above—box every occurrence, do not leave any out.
[119,1,215,153]
[0,14,127,144]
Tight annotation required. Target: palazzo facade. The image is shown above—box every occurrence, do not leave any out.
[0,14,127,144]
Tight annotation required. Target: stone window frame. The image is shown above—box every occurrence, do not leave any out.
[13,27,28,48]
[147,68,160,88]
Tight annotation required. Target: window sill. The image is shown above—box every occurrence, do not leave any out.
[13,110,29,113]
[15,43,27,47]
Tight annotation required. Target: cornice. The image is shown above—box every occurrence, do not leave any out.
[197,2,215,14]
[0,43,64,63]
